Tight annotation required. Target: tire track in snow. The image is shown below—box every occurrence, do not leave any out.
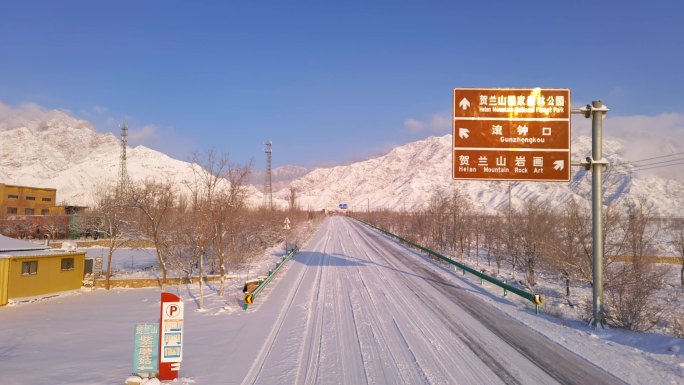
[296,229,333,385]
[350,222,523,384]
[338,218,432,384]
[241,226,332,385]
[347,219,502,384]
[353,218,625,385]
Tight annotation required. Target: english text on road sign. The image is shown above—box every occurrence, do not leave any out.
[453,88,571,182]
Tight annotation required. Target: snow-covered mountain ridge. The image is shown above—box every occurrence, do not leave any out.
[277,134,684,216]
[0,109,263,206]
[1,107,682,216]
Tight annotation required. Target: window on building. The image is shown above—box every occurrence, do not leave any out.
[21,261,38,275]
[42,197,52,202]
[24,208,35,215]
[61,258,74,271]
[41,209,49,215]
[7,207,17,215]
[8,194,18,199]
[26,196,36,201]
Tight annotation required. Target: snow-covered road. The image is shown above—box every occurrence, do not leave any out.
[4,216,659,385]
[242,216,623,385]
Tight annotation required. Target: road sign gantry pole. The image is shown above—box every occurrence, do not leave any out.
[575,100,609,328]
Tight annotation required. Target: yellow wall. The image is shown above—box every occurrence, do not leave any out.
[6,252,85,299]
[0,183,57,218]
[0,259,9,306]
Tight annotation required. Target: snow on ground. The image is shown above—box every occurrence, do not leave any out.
[0,217,682,385]
[396,241,684,384]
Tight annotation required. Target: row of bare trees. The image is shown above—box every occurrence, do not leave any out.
[80,152,316,309]
[357,189,683,331]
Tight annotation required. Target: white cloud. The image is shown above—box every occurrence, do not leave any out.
[403,113,451,134]
[128,124,159,145]
[0,101,75,130]
[92,105,108,114]
[572,112,684,178]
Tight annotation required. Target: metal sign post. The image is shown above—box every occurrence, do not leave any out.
[577,100,609,328]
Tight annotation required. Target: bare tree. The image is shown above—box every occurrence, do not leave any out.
[674,227,684,291]
[621,196,660,264]
[288,186,298,211]
[483,214,507,275]
[130,179,176,287]
[185,151,228,309]
[546,198,592,295]
[450,189,471,262]
[602,197,669,331]
[505,199,554,287]
[213,162,251,296]
[89,184,137,290]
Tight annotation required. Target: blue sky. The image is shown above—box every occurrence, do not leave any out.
[1,0,683,170]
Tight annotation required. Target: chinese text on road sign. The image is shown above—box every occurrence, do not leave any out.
[133,323,159,374]
[453,88,571,181]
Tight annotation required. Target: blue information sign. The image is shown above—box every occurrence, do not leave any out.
[339,203,348,209]
[133,323,160,374]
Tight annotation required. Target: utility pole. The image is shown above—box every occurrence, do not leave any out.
[577,100,609,327]
[117,123,130,197]
[264,141,273,210]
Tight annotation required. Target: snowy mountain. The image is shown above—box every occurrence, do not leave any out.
[2,107,683,216]
[277,134,684,216]
[0,108,263,206]
[250,165,309,193]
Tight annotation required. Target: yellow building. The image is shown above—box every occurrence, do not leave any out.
[0,234,85,306]
[0,183,57,219]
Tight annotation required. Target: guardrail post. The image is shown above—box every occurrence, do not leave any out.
[533,295,542,314]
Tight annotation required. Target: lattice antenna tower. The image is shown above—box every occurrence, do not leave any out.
[264,141,273,210]
[117,123,130,196]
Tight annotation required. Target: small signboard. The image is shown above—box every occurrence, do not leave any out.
[133,323,159,375]
[339,203,348,210]
[453,88,571,181]
[160,301,184,363]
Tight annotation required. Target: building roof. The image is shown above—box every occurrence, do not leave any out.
[0,234,50,252]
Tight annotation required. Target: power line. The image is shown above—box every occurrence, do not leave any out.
[610,151,684,171]
[629,160,684,172]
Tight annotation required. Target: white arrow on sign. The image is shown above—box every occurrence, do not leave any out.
[458,97,470,110]
[458,128,470,139]
[553,160,565,171]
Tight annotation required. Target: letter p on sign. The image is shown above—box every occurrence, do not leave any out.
[164,302,183,319]
[166,305,179,317]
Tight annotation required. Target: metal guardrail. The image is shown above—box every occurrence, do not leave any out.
[353,218,543,313]
[244,245,299,310]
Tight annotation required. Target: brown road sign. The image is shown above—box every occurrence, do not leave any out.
[454,88,570,119]
[454,120,569,149]
[453,88,571,182]
[453,149,570,182]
